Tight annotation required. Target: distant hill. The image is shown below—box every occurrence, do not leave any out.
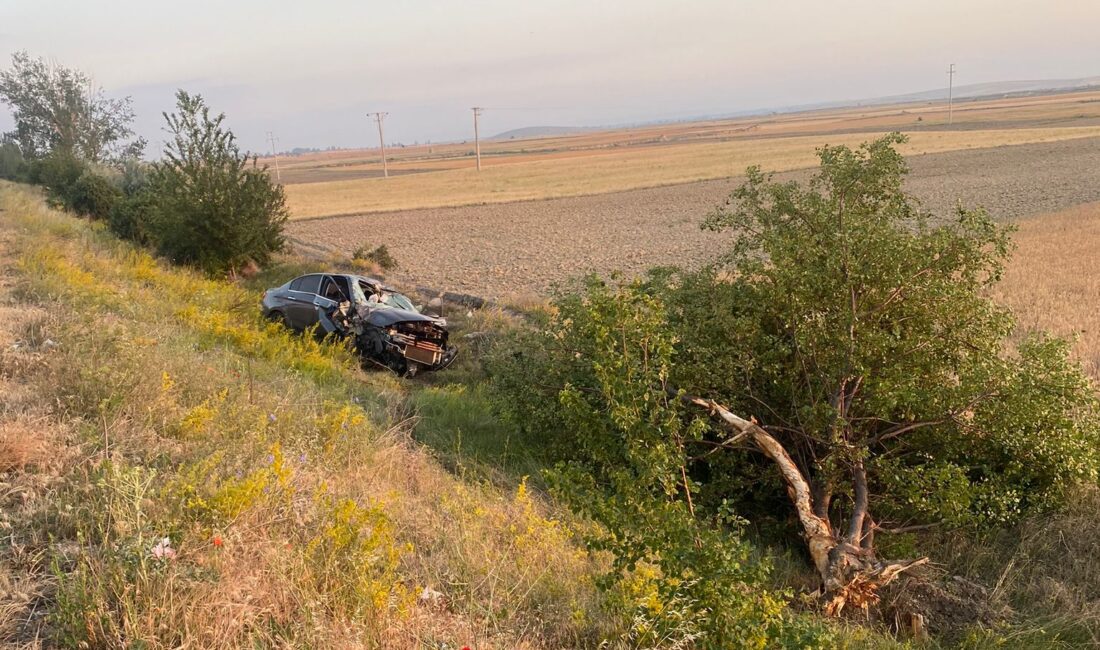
[493,76,1100,141]
[800,76,1100,110]
[491,125,599,140]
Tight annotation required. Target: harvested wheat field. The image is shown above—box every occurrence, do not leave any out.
[994,201,1100,378]
[287,136,1100,300]
[281,126,1100,217]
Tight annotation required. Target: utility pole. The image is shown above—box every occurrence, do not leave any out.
[369,112,389,178]
[947,63,956,126]
[471,107,483,171]
[266,131,281,183]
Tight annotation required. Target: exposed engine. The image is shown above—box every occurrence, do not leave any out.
[326,301,457,376]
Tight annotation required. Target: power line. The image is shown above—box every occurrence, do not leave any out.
[471,107,483,171]
[266,131,281,183]
[947,63,956,126]
[368,112,389,178]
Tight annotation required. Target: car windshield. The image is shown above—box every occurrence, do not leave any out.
[383,291,416,312]
[357,279,417,312]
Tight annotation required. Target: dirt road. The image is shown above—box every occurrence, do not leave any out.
[286,136,1100,299]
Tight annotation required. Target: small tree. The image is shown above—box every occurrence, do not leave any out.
[146,91,287,274]
[0,51,144,162]
[489,133,1100,615]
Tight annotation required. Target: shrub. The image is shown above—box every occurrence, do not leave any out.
[107,189,155,244]
[0,141,26,180]
[352,243,398,272]
[27,151,85,204]
[67,169,121,219]
[144,90,287,274]
[487,277,823,647]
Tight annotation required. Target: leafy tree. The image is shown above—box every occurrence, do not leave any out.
[489,133,1099,614]
[145,91,287,274]
[0,51,144,162]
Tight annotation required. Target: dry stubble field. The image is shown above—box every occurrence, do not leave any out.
[262,89,1100,187]
[281,126,1100,217]
[286,136,1100,300]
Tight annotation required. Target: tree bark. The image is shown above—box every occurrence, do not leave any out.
[681,393,928,614]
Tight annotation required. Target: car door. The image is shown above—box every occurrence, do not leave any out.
[313,275,350,335]
[285,274,323,330]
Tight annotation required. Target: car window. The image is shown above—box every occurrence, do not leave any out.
[331,275,352,301]
[294,274,322,295]
[320,276,347,301]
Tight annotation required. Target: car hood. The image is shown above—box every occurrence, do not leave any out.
[364,307,440,327]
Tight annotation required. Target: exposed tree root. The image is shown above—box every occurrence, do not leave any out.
[679,391,929,613]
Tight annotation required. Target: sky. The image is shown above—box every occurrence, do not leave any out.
[1,0,1099,156]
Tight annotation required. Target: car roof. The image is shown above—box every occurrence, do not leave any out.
[348,274,403,294]
[287,273,404,295]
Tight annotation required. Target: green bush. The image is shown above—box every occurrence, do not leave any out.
[24,153,120,219]
[0,141,26,180]
[68,170,121,220]
[108,190,155,244]
[144,91,287,274]
[487,278,827,647]
[27,151,85,203]
[351,243,398,271]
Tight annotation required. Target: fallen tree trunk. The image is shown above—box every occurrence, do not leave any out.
[680,392,928,614]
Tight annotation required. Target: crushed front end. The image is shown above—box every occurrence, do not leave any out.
[329,302,457,376]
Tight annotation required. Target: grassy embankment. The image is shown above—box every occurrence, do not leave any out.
[0,183,606,649]
[283,126,1100,217]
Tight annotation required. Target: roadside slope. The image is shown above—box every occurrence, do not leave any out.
[0,183,605,649]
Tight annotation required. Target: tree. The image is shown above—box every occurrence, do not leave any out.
[489,134,1099,615]
[0,51,145,162]
[145,91,287,274]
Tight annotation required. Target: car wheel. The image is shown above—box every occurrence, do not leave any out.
[268,310,290,328]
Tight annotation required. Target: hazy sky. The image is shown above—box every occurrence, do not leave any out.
[2,0,1099,155]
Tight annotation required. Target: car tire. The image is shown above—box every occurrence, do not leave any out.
[267,310,290,329]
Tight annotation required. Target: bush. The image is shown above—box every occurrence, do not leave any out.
[486,277,827,647]
[108,190,155,244]
[68,170,121,220]
[351,244,398,272]
[0,141,26,180]
[27,151,85,202]
[144,91,287,274]
[25,152,120,219]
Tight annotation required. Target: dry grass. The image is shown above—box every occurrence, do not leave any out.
[0,419,51,473]
[283,126,1100,218]
[0,184,612,648]
[994,201,1100,378]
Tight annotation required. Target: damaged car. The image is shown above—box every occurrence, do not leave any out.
[261,273,457,376]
